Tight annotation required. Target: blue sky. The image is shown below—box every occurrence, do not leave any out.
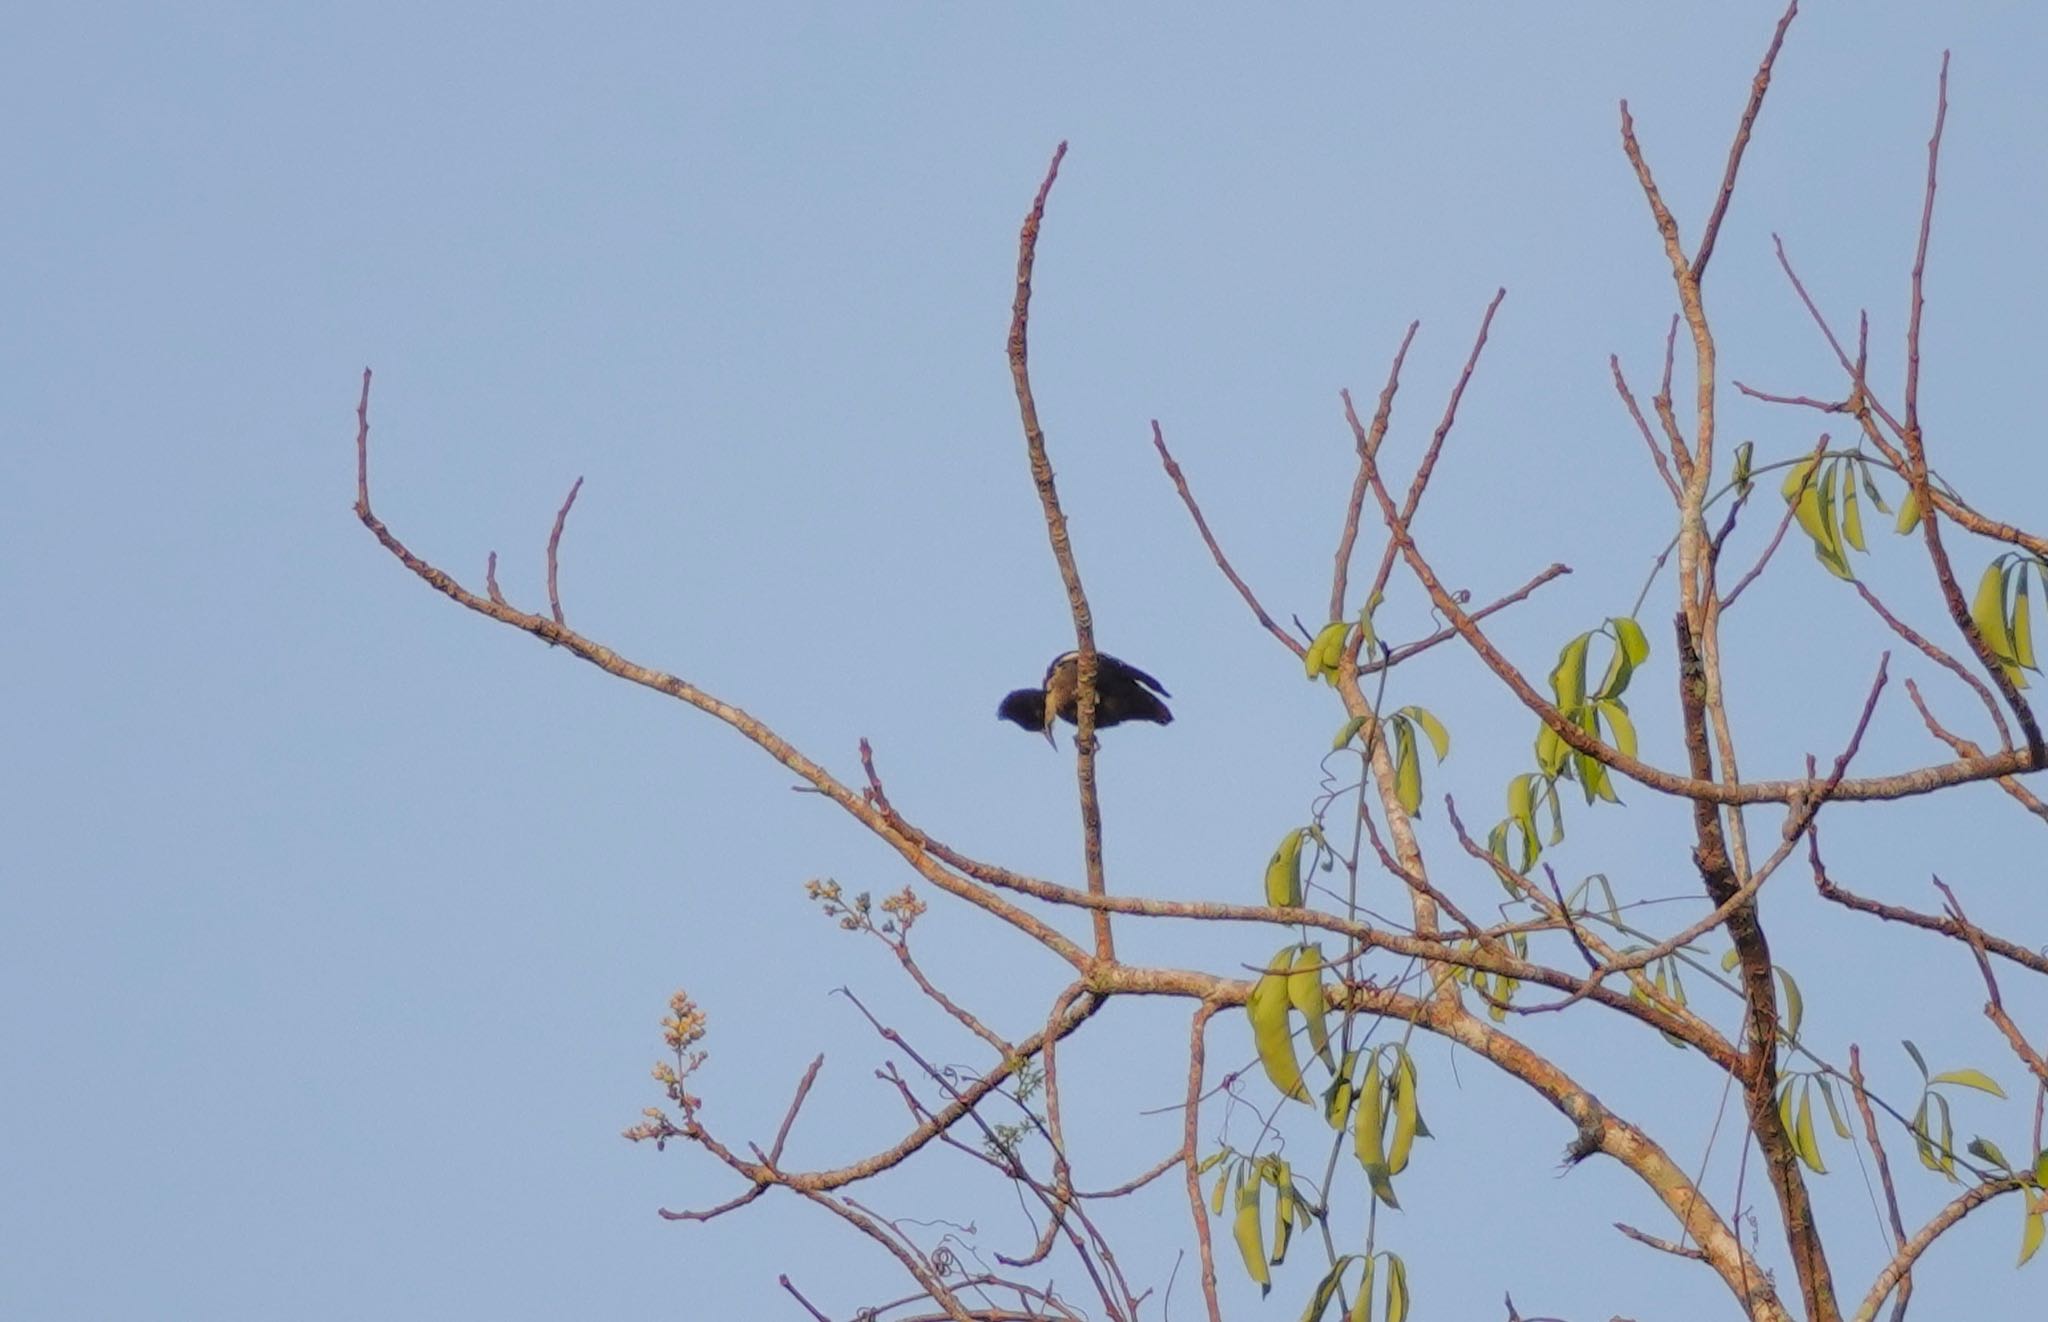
[7,4,2047,1318]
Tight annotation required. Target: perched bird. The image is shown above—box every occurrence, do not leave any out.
[998,651,1173,743]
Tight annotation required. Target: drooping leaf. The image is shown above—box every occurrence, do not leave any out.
[2013,563,2037,671]
[1973,560,2018,667]
[1857,456,1892,513]
[1903,1039,1930,1078]
[1233,1173,1271,1294]
[1265,829,1306,908]
[1386,1050,1423,1175]
[1300,1258,1350,1322]
[1271,1158,1295,1266]
[1551,633,1592,712]
[1248,959,1309,1102]
[1332,714,1368,752]
[1288,944,1335,1071]
[1596,699,1638,759]
[1352,1255,1377,1322]
[1323,1050,1360,1130]
[1384,1254,1410,1322]
[1775,966,1804,1042]
[1398,705,1451,761]
[1820,1077,1853,1141]
[1353,1054,1399,1207]
[2022,1206,2046,1268]
[1895,486,1922,534]
[1840,463,1867,551]
[1795,1081,1827,1173]
[1392,718,1423,817]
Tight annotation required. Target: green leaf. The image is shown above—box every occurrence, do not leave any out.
[1795,1081,1827,1173]
[1265,829,1306,908]
[1393,719,1423,817]
[2022,1206,2046,1268]
[1857,456,1892,513]
[1596,699,1638,759]
[1323,1050,1359,1130]
[2034,1149,2048,1186]
[2014,564,2037,671]
[1398,705,1451,761]
[1288,944,1336,1072]
[1973,560,2018,666]
[1775,967,1804,1042]
[1840,462,1866,551]
[1300,1259,1349,1322]
[1904,1039,1930,1079]
[1968,1136,2011,1170]
[1931,1068,2008,1098]
[1332,714,1368,752]
[1352,1255,1377,1322]
[1305,621,1351,686]
[1385,1254,1409,1322]
[1721,947,1741,972]
[1248,959,1309,1102]
[1386,1050,1422,1175]
[1233,1174,1271,1294]
[1820,1077,1853,1141]
[1210,1163,1230,1215]
[1535,723,1570,777]
[1354,1054,1399,1207]
[1551,633,1592,712]
[1895,486,1922,534]
[1271,1159,1295,1266]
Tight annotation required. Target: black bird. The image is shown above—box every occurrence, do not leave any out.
[998,652,1173,743]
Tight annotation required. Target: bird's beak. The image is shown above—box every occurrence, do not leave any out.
[1041,723,1057,748]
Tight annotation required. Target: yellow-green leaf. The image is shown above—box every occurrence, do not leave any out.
[1352,1255,1377,1322]
[1386,1051,1422,1175]
[1289,945,1335,1071]
[2014,565,2037,671]
[1393,719,1423,816]
[1795,1082,1827,1173]
[1973,560,2018,665]
[1968,1136,2011,1170]
[1732,441,1755,498]
[1931,1068,2008,1098]
[1597,699,1637,759]
[2022,1207,2046,1268]
[1551,633,1592,711]
[1398,705,1451,760]
[1385,1254,1409,1322]
[1210,1164,1230,1215]
[1332,714,1368,751]
[1248,962,1310,1102]
[1776,966,1804,1042]
[1841,464,1866,551]
[1265,829,1306,908]
[1896,486,1922,534]
[1354,1054,1398,1206]
[1233,1176,1271,1294]
[1324,1049,1360,1130]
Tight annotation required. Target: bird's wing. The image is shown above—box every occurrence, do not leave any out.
[1104,654,1170,698]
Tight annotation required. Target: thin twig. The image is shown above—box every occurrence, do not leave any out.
[1331,321,1420,621]
[1151,421,1301,656]
[547,476,584,628]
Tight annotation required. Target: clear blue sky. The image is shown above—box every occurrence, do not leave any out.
[7,4,2046,1318]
